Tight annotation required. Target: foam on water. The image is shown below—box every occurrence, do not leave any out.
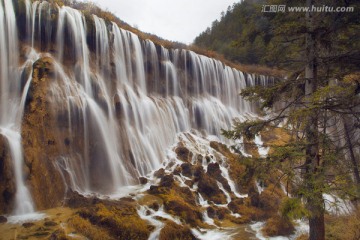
[254,134,270,157]
[191,228,235,240]
[7,212,46,224]
[250,220,309,240]
[202,211,216,226]
[256,181,265,194]
[137,205,182,240]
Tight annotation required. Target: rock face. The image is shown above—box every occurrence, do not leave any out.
[195,167,228,204]
[21,57,66,210]
[0,135,16,214]
[175,145,193,162]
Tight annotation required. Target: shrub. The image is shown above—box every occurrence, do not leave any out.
[262,215,295,237]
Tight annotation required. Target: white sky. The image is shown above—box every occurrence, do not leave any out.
[92,0,237,44]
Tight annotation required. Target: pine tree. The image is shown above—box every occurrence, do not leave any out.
[223,0,360,239]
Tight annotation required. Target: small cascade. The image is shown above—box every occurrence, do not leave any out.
[254,134,270,157]
[137,205,182,240]
[0,129,34,215]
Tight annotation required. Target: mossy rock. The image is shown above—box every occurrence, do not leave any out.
[207,162,231,192]
[22,56,67,210]
[160,174,175,187]
[209,141,249,192]
[159,221,196,240]
[181,162,194,177]
[196,170,227,205]
[68,215,112,240]
[49,229,69,240]
[75,202,152,240]
[175,144,193,162]
[258,184,285,218]
[155,187,202,226]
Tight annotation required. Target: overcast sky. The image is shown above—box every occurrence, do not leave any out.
[91,0,238,44]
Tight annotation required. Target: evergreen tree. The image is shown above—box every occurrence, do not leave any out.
[223,0,360,239]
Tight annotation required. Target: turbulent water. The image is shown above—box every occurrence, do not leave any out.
[0,0,273,215]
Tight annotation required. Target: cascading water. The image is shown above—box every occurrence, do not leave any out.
[1,0,273,213]
[0,0,35,215]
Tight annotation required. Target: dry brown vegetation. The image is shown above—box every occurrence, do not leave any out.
[159,220,195,240]
[325,209,360,240]
[262,215,295,237]
[68,215,113,240]
[75,202,152,240]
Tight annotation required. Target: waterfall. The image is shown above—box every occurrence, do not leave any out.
[0,0,35,215]
[1,0,273,212]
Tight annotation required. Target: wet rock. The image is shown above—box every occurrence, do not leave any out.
[164,199,201,226]
[184,180,193,187]
[160,174,174,187]
[0,215,7,223]
[149,202,160,211]
[207,163,221,177]
[159,221,196,240]
[22,57,66,210]
[114,93,123,118]
[207,207,216,218]
[149,185,160,194]
[193,165,205,179]
[49,229,67,240]
[65,191,98,208]
[23,222,35,228]
[206,206,230,221]
[249,183,260,207]
[149,185,167,195]
[32,57,55,78]
[216,208,230,220]
[154,168,165,178]
[228,199,245,215]
[44,220,57,227]
[173,166,182,176]
[178,187,197,205]
[139,177,148,185]
[0,135,16,214]
[207,162,231,192]
[175,145,193,162]
[181,162,193,177]
[197,172,227,204]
